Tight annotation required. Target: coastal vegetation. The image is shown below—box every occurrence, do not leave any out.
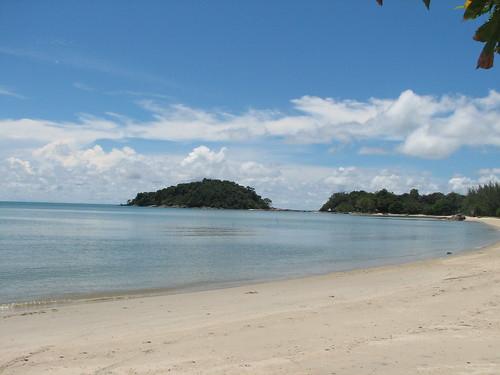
[320,182,500,217]
[464,182,500,216]
[127,179,272,209]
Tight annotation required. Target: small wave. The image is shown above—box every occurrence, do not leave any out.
[0,298,68,312]
[165,226,255,237]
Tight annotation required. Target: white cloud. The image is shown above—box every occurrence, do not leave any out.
[0,90,498,159]
[448,169,500,194]
[323,166,439,195]
[448,176,475,194]
[73,82,94,91]
[0,86,24,99]
[106,90,171,99]
[477,170,500,185]
[178,145,231,181]
[358,147,389,155]
[479,168,500,175]
[7,157,34,175]
[181,145,226,166]
[1,143,467,209]
[33,141,138,171]
[0,116,121,146]
[0,46,176,87]
[0,143,284,205]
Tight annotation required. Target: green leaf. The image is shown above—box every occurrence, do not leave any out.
[474,18,495,41]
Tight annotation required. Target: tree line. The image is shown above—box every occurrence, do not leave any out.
[320,182,500,217]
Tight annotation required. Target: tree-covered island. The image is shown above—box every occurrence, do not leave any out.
[127,179,272,210]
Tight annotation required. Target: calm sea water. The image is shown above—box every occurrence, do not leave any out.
[1,201,499,306]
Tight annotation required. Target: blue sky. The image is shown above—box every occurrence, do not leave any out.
[0,1,499,209]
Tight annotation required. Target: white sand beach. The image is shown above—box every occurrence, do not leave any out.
[1,217,500,375]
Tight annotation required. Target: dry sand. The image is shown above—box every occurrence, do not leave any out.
[1,217,500,375]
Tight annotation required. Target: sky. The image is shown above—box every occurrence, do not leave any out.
[0,0,499,209]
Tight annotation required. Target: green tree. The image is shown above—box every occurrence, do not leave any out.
[377,0,500,69]
[388,201,404,214]
[375,189,396,213]
[321,183,498,217]
[263,198,273,208]
[463,182,500,216]
[335,202,355,213]
[409,188,420,200]
[402,200,421,214]
[356,196,376,213]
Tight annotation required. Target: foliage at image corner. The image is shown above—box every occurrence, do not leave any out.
[377,0,500,69]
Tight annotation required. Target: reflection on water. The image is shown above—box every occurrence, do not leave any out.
[166,226,255,237]
[0,201,499,305]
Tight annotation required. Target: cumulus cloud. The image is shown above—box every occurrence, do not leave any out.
[323,166,439,195]
[448,176,475,194]
[177,146,231,181]
[477,168,500,184]
[0,144,284,206]
[2,141,485,209]
[181,145,226,166]
[448,169,500,194]
[33,141,137,171]
[0,90,499,159]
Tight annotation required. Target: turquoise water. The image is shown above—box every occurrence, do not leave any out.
[1,202,499,306]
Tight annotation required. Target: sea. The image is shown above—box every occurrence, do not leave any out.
[1,201,499,307]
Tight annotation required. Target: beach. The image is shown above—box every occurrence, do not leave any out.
[1,217,500,375]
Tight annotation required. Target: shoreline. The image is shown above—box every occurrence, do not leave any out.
[2,216,498,312]
[2,215,498,312]
[336,211,468,221]
[1,218,500,374]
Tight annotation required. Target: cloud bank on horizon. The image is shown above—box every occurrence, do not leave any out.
[1,89,499,209]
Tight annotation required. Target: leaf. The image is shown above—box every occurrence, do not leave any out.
[473,8,500,41]
[464,0,490,20]
[456,0,471,9]
[476,40,496,68]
